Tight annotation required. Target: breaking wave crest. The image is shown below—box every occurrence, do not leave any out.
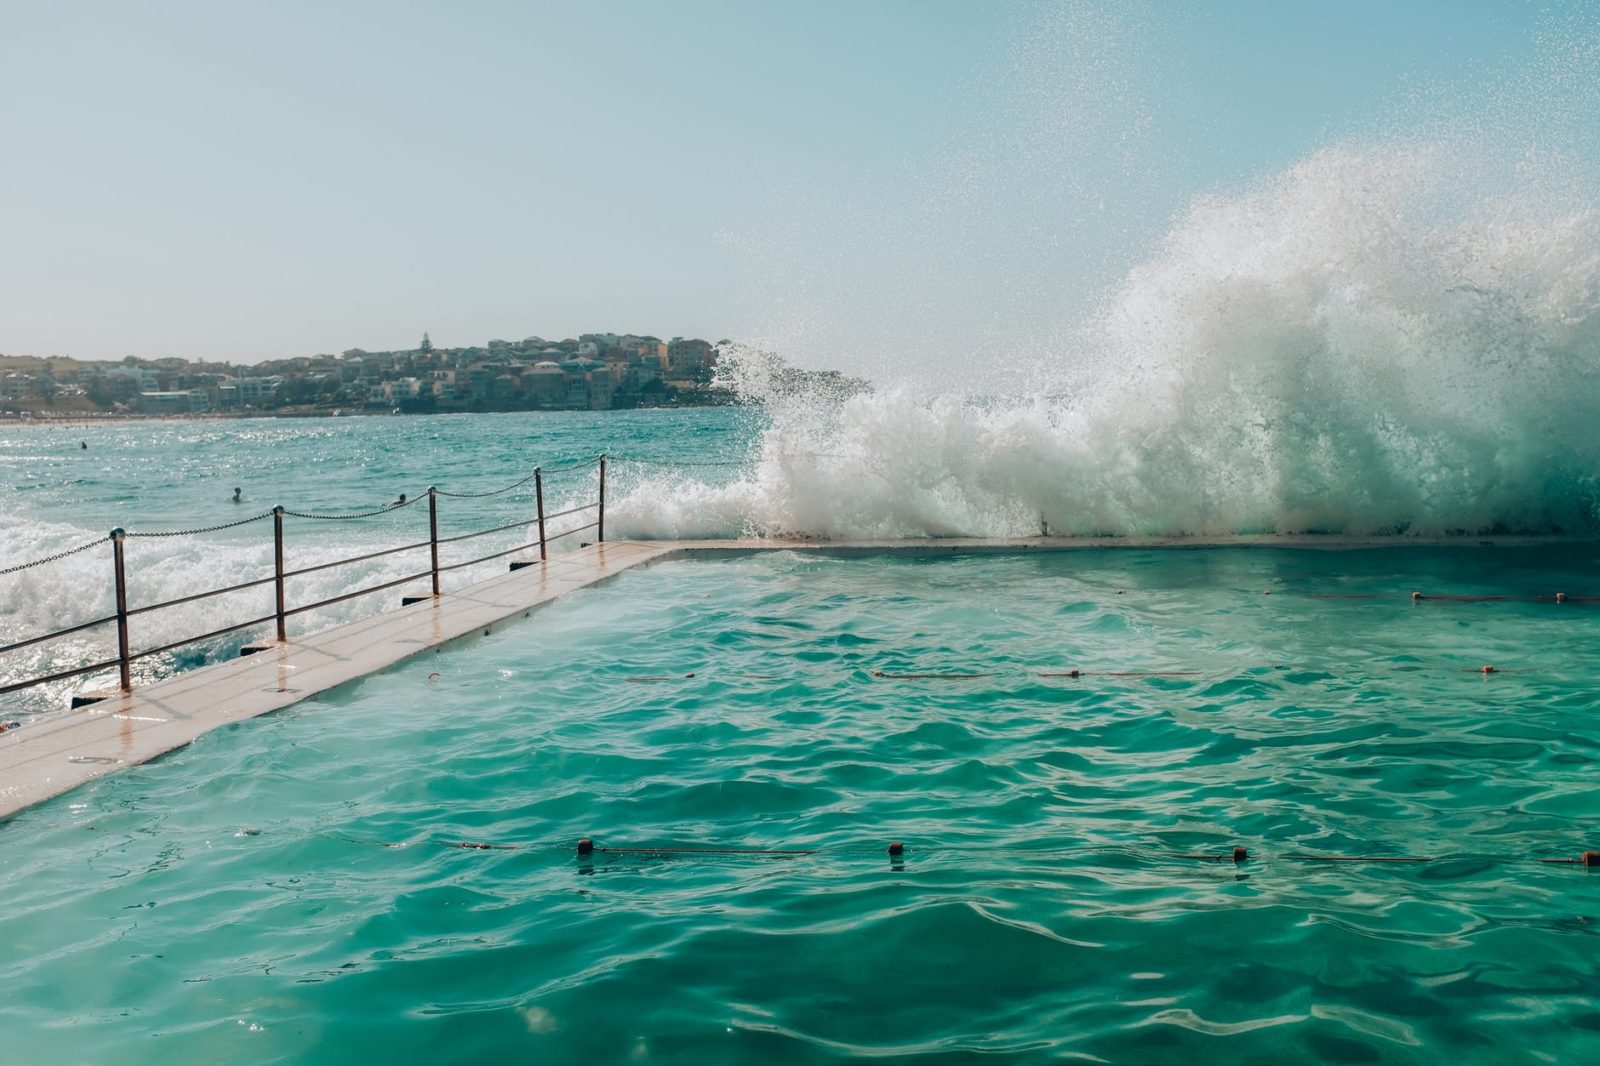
[615,144,1600,539]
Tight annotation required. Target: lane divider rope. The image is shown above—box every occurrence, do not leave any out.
[330,835,1600,870]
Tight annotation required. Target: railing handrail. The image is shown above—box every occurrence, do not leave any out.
[0,656,125,697]
[283,569,437,618]
[0,454,608,705]
[0,614,120,658]
[279,538,434,580]
[543,502,597,522]
[436,541,541,574]
[551,522,600,544]
[434,518,535,547]
[127,574,279,618]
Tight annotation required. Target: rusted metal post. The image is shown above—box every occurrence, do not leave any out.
[535,466,547,561]
[597,454,607,543]
[272,506,287,642]
[111,528,131,691]
[428,486,440,596]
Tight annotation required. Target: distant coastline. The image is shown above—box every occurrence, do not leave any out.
[0,332,729,418]
[0,404,724,426]
[0,332,856,421]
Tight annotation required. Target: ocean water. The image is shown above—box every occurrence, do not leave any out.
[3,546,1599,1063]
[0,409,756,715]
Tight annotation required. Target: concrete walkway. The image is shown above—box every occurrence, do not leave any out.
[0,541,677,820]
[0,532,1574,819]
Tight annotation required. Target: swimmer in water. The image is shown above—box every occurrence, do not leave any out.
[394,493,407,506]
[80,441,87,449]
[232,487,242,504]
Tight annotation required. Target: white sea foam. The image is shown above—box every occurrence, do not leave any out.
[0,496,594,716]
[615,143,1600,540]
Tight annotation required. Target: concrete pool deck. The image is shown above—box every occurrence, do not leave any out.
[0,532,1580,819]
[0,541,679,820]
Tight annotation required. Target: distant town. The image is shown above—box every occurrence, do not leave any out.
[0,333,861,418]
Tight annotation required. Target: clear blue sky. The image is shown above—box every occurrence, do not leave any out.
[0,1,1586,370]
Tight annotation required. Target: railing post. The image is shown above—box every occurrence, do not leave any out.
[597,454,607,543]
[272,506,287,643]
[535,466,547,561]
[110,528,131,692]
[428,486,440,597]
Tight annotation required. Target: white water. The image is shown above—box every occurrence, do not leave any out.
[0,490,596,716]
[615,143,1600,540]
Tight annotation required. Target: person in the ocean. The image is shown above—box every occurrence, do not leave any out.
[80,441,87,449]
[394,493,407,506]
[232,487,242,504]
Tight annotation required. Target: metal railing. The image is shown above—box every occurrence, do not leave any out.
[0,455,608,704]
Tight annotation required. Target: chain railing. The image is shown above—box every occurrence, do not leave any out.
[0,455,608,705]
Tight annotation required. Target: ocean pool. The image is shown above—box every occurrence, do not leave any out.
[2,545,1599,1063]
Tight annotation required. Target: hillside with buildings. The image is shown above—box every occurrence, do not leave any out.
[0,333,768,417]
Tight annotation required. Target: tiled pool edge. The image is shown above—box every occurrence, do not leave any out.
[1,533,1586,820]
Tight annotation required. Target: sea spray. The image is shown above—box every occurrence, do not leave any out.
[613,144,1600,540]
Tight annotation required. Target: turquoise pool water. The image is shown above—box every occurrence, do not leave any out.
[3,546,1598,1063]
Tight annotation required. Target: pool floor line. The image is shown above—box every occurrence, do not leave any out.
[2,532,1592,820]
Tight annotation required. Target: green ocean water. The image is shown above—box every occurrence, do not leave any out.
[3,545,1599,1063]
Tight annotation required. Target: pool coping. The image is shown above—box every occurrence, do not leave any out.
[0,532,1587,820]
